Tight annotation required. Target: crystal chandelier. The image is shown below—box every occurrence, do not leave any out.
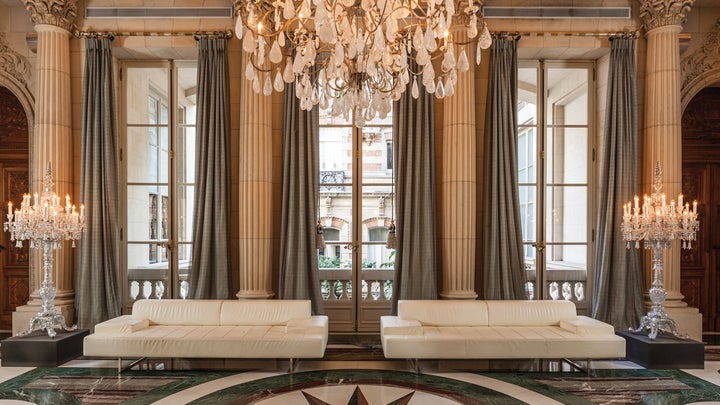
[621,161,699,340]
[233,0,492,127]
[4,163,85,338]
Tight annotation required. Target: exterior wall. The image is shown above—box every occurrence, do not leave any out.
[0,0,719,321]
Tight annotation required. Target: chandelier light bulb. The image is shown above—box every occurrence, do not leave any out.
[234,0,491,126]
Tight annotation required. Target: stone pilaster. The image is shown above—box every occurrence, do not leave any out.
[236,52,274,299]
[13,0,77,335]
[639,0,701,340]
[439,30,477,299]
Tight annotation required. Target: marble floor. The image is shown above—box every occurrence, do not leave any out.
[0,351,719,404]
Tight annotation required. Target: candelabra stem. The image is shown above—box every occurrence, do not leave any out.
[631,242,688,340]
[16,240,76,338]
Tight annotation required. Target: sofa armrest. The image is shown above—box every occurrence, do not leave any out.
[560,316,615,336]
[286,316,328,337]
[94,315,149,334]
[380,316,423,335]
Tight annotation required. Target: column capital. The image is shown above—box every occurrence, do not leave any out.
[22,0,77,32]
[638,0,694,32]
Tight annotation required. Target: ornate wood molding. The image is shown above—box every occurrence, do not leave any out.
[638,0,694,31]
[22,0,77,31]
[681,19,720,93]
[0,33,30,91]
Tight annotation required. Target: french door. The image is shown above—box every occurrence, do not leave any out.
[517,61,594,314]
[120,61,197,311]
[318,109,395,333]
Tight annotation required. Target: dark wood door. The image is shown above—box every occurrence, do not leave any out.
[0,86,30,332]
[681,87,720,333]
[0,164,30,331]
[680,163,720,332]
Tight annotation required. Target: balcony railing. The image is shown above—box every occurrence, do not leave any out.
[127,267,189,302]
[319,268,394,301]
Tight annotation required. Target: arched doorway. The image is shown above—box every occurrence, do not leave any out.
[681,86,720,335]
[0,85,30,332]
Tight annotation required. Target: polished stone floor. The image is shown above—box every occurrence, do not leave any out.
[0,348,719,404]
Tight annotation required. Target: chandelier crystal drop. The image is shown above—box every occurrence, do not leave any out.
[233,0,491,127]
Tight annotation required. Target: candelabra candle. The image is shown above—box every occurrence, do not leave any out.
[2,162,86,338]
[621,161,699,340]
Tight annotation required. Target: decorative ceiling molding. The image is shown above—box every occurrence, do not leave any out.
[0,33,30,91]
[22,0,78,32]
[638,0,694,31]
[681,19,720,110]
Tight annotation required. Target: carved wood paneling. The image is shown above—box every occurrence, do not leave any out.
[6,275,29,310]
[681,278,701,309]
[682,87,720,146]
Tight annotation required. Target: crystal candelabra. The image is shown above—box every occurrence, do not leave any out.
[621,161,699,340]
[234,0,492,127]
[3,163,85,338]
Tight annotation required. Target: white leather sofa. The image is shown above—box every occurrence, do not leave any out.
[84,299,328,361]
[381,300,625,360]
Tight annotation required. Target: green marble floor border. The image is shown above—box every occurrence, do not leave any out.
[0,367,718,405]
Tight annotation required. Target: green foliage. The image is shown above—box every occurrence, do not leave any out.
[379,249,396,268]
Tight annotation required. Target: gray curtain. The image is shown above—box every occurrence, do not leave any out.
[483,35,527,300]
[76,36,121,328]
[278,85,325,315]
[592,36,644,329]
[392,62,438,314]
[189,36,231,299]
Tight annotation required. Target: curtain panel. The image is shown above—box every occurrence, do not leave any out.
[482,35,527,300]
[391,59,438,314]
[76,36,121,328]
[592,36,644,329]
[189,36,232,299]
[278,85,325,315]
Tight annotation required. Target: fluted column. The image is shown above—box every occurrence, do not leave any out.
[13,0,77,334]
[439,30,477,299]
[236,52,274,299]
[639,0,701,340]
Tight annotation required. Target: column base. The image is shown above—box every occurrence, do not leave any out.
[236,290,275,299]
[439,291,478,300]
[12,303,75,336]
[664,306,703,342]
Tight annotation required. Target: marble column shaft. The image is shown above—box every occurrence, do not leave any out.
[237,53,274,299]
[643,24,685,305]
[31,23,75,307]
[439,32,478,299]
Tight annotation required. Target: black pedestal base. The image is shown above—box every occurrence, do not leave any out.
[618,330,705,369]
[1,329,89,367]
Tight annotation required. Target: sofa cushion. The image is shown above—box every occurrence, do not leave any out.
[220,300,311,325]
[132,299,223,326]
[486,300,577,326]
[380,316,423,335]
[560,316,616,336]
[397,300,489,326]
[94,315,149,334]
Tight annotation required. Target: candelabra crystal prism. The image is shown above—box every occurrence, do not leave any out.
[3,163,86,338]
[621,161,699,340]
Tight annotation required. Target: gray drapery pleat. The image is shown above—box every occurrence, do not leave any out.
[76,36,121,328]
[592,36,644,329]
[483,35,527,300]
[188,37,231,299]
[391,61,438,314]
[278,84,325,315]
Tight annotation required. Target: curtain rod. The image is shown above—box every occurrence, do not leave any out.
[74,30,233,39]
[498,30,640,37]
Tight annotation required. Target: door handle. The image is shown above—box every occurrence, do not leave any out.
[0,244,5,253]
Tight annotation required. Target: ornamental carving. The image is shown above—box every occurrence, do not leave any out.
[681,19,720,92]
[638,0,694,31]
[0,33,30,89]
[22,0,77,31]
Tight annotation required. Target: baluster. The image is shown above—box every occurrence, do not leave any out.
[130,280,139,300]
[371,280,380,300]
[574,282,585,301]
[142,280,152,299]
[561,282,572,301]
[548,282,559,300]
[180,280,189,299]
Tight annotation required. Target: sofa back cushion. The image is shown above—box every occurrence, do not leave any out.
[486,300,577,326]
[220,300,311,325]
[398,300,489,326]
[132,299,223,326]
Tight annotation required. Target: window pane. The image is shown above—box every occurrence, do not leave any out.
[546,245,587,271]
[178,124,196,184]
[319,126,352,184]
[361,126,393,178]
[178,185,194,243]
[546,68,588,126]
[518,67,537,123]
[546,127,588,184]
[125,68,169,125]
[518,185,536,243]
[545,186,587,243]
